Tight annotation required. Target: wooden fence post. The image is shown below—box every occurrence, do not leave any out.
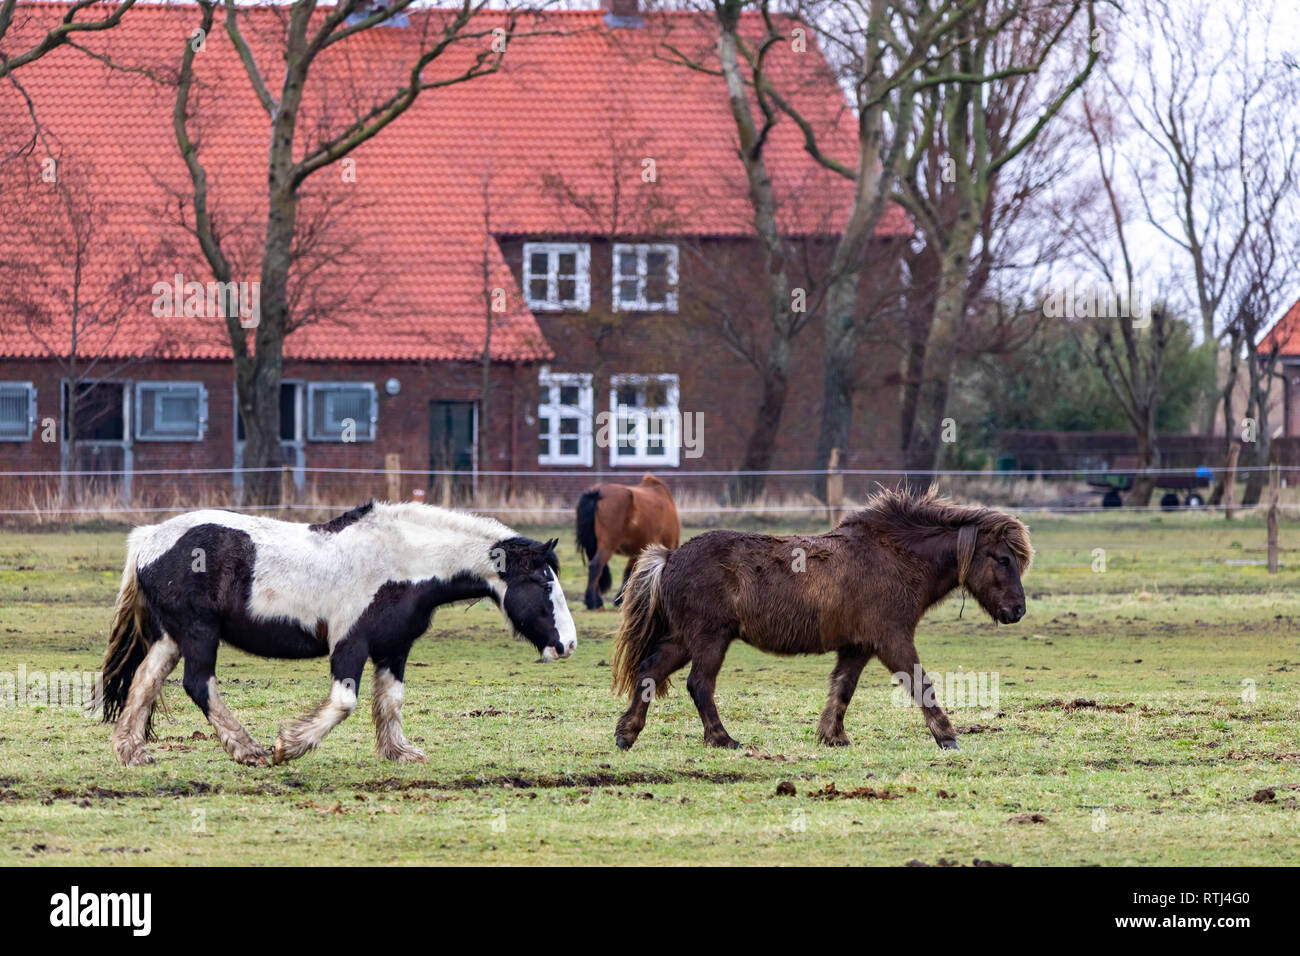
[385,453,402,503]
[826,447,843,528]
[1224,442,1240,520]
[1267,464,1280,575]
[280,464,294,510]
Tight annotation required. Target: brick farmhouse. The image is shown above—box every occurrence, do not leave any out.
[0,2,910,505]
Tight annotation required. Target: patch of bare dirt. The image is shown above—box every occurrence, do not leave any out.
[354,769,760,794]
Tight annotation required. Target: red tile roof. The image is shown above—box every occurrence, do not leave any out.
[1262,296,1300,356]
[0,3,908,363]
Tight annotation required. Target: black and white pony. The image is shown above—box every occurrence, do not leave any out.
[96,501,577,767]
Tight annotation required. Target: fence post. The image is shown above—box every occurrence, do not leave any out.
[1224,442,1240,520]
[280,464,294,509]
[385,453,402,503]
[1267,464,1280,575]
[826,447,843,528]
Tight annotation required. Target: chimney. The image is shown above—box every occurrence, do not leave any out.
[602,0,644,27]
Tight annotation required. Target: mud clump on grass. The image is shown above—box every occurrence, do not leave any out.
[809,782,901,800]
[1006,812,1049,824]
[956,724,1000,734]
[1037,698,1134,714]
[774,781,797,796]
[906,857,1012,867]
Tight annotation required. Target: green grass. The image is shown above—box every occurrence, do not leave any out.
[2,513,1299,865]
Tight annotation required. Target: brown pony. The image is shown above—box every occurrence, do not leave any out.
[575,474,681,610]
[610,487,1032,752]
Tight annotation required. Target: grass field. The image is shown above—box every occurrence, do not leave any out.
[2,512,1299,866]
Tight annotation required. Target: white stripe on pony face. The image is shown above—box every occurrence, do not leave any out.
[547,570,577,660]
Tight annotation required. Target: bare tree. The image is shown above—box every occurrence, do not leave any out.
[705,0,797,497]
[707,0,1096,487]
[1064,93,1177,506]
[891,0,1098,478]
[172,0,523,504]
[0,0,138,78]
[896,7,1087,457]
[1227,202,1300,504]
[1075,0,1300,509]
[0,158,170,497]
[1120,0,1291,347]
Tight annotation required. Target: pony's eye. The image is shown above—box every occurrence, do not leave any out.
[997,555,1011,567]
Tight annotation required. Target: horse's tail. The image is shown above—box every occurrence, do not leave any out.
[575,489,610,590]
[97,530,162,736]
[611,544,671,699]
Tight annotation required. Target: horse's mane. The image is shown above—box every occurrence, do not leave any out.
[841,485,1033,572]
[369,501,514,543]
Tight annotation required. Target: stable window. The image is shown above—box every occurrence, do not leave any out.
[0,382,36,441]
[523,242,591,311]
[134,382,208,441]
[612,243,678,312]
[609,373,679,467]
[307,382,377,442]
[62,381,127,442]
[538,369,593,465]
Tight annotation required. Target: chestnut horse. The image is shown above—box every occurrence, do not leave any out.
[575,474,680,610]
[611,487,1032,752]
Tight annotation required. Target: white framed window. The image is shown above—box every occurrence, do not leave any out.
[134,381,208,441]
[612,243,678,312]
[523,242,591,311]
[538,368,593,465]
[0,382,37,441]
[307,382,377,442]
[609,373,679,467]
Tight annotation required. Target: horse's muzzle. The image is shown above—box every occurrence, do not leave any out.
[542,640,575,662]
[998,604,1026,624]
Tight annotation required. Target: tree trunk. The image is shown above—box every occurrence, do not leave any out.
[732,344,790,501]
[902,236,972,489]
[899,244,940,453]
[811,274,857,501]
[1129,423,1159,507]
[1208,348,1240,506]
[810,200,881,499]
[64,380,77,504]
[1241,360,1270,506]
[717,14,793,501]
[240,184,297,507]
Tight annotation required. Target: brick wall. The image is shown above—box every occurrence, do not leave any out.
[2,234,913,509]
[498,234,908,483]
[0,357,534,507]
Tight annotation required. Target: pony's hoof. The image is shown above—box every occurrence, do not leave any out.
[939,739,960,751]
[271,737,291,765]
[383,746,426,763]
[116,746,154,767]
[818,731,851,747]
[706,735,741,749]
[233,746,269,767]
[615,734,635,751]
